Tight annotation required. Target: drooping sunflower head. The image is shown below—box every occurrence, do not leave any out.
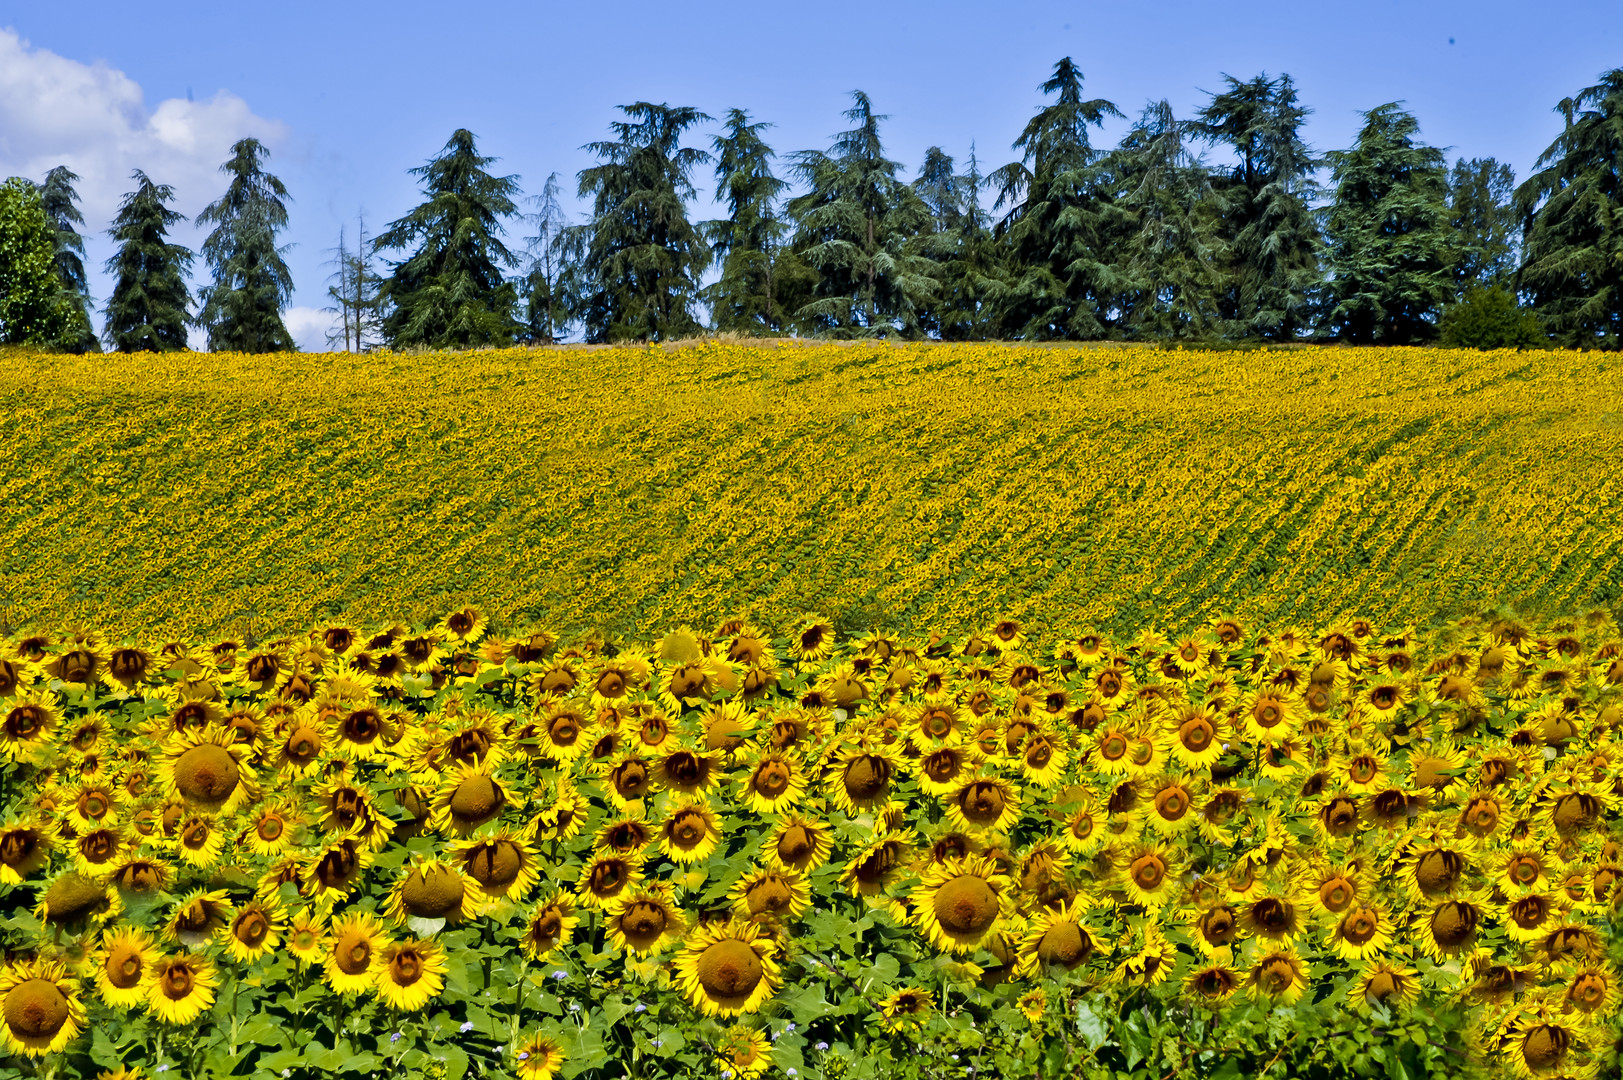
[520,893,580,961]
[841,832,915,899]
[36,871,114,932]
[1017,899,1097,977]
[765,815,834,874]
[673,919,781,1017]
[429,762,511,837]
[384,856,478,926]
[1348,960,1422,1013]
[455,828,540,902]
[0,958,85,1056]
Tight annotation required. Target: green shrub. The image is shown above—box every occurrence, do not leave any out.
[1438,285,1544,349]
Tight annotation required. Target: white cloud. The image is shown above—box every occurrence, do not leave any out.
[0,27,287,227]
[283,306,340,353]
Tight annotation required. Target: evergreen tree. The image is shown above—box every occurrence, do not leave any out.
[988,58,1125,339]
[1112,100,1225,339]
[1447,158,1518,294]
[374,129,523,349]
[572,103,712,343]
[1198,73,1321,339]
[1322,103,1452,344]
[702,109,807,334]
[196,138,296,352]
[323,214,383,352]
[0,177,79,347]
[520,172,572,344]
[910,145,1004,340]
[1516,69,1623,348]
[103,170,194,353]
[787,91,939,337]
[37,166,99,352]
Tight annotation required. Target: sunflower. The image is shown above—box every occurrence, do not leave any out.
[1236,888,1306,943]
[1057,798,1105,858]
[374,938,446,1012]
[312,777,393,850]
[1167,705,1226,770]
[1246,944,1309,1004]
[1185,963,1242,1006]
[575,855,644,910]
[108,852,171,896]
[1121,729,1174,779]
[945,775,1021,833]
[155,725,257,817]
[828,743,904,815]
[270,712,327,777]
[908,698,967,751]
[1330,743,1391,795]
[1140,776,1200,835]
[1017,731,1070,788]
[1393,833,1475,905]
[1239,688,1298,746]
[0,817,52,884]
[241,798,300,858]
[146,954,217,1025]
[170,812,226,869]
[1349,961,1423,1013]
[35,870,115,931]
[673,919,781,1017]
[729,867,812,922]
[910,854,1013,954]
[520,893,580,961]
[455,828,540,903]
[220,900,282,963]
[876,987,933,1034]
[1,688,61,763]
[0,958,85,1056]
[1327,904,1394,961]
[842,833,914,899]
[601,754,654,811]
[1190,902,1244,956]
[1538,923,1607,966]
[605,884,685,955]
[1116,842,1181,908]
[1417,898,1485,961]
[529,701,590,764]
[658,800,722,865]
[1405,742,1471,802]
[1017,900,1098,977]
[1502,891,1569,944]
[514,1033,567,1080]
[427,760,514,837]
[325,912,388,995]
[165,888,233,949]
[714,1025,775,1078]
[1560,964,1622,1018]
[1112,925,1176,987]
[304,836,375,904]
[1498,1005,1596,1080]
[594,812,653,858]
[285,909,326,964]
[765,815,834,874]
[93,926,160,1009]
[738,751,808,814]
[531,779,588,844]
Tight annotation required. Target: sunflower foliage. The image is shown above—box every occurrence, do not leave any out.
[0,608,1620,1080]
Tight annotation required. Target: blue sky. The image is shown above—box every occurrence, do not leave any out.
[3,1,1619,347]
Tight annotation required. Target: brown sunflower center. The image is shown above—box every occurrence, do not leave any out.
[159,962,195,1000]
[43,872,106,924]
[612,760,650,800]
[697,939,763,1000]
[668,809,708,848]
[842,755,891,799]
[448,776,503,827]
[343,710,382,744]
[1462,797,1499,835]
[1553,793,1598,831]
[753,761,791,797]
[1198,906,1237,946]
[777,825,815,864]
[1155,787,1189,821]
[284,725,323,764]
[4,704,46,739]
[958,781,1007,825]
[390,948,423,985]
[1349,756,1379,783]
[1254,701,1283,727]
[746,876,794,915]
[1430,902,1477,947]
[1318,878,1354,913]
[336,932,372,975]
[108,947,145,988]
[1037,921,1091,966]
[173,744,240,806]
[1521,1026,1569,1071]
[1509,856,1543,885]
[1099,732,1128,760]
[618,900,669,948]
[1257,957,1296,994]
[4,978,69,1037]
[1365,970,1400,1002]
[933,876,999,936]
[1129,854,1166,892]
[1178,718,1213,751]
[1568,974,1609,1012]
[1341,908,1379,945]
[1250,898,1294,935]
[234,910,270,948]
[1193,967,1237,998]
[402,865,465,918]
[1510,896,1550,930]
[1414,850,1464,895]
[463,841,523,888]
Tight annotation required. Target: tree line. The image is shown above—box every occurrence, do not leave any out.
[2,60,1620,352]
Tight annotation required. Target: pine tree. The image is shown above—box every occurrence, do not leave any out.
[1112,100,1225,339]
[988,58,1125,339]
[1516,69,1623,348]
[1447,158,1518,293]
[520,172,572,344]
[196,138,296,352]
[573,103,712,343]
[37,166,99,352]
[702,109,806,334]
[913,146,1003,339]
[0,177,80,347]
[787,91,939,337]
[323,214,383,352]
[1322,103,1452,344]
[1198,73,1322,340]
[374,129,523,349]
[103,170,194,353]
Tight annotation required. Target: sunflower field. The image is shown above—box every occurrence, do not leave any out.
[2,342,1622,645]
[0,606,1620,1080]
